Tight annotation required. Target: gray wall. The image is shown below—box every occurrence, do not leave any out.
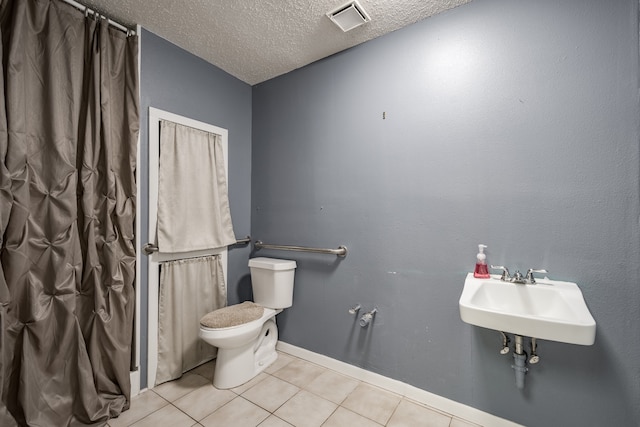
[251,0,640,426]
[139,29,253,388]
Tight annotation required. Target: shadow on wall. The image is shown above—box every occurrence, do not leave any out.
[234,274,253,302]
[347,309,376,361]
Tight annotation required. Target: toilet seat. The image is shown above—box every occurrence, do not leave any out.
[200,306,276,332]
[200,301,265,329]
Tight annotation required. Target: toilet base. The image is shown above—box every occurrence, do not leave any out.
[213,319,278,389]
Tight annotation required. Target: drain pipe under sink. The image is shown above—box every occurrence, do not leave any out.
[512,335,528,389]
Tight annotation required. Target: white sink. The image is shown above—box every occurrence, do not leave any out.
[459,273,596,345]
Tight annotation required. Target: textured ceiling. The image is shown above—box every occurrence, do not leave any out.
[79,0,472,85]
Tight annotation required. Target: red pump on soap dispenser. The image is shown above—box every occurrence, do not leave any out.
[473,244,490,278]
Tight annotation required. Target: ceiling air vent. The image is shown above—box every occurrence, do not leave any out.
[326,1,371,32]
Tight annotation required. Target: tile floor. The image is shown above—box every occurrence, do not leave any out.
[108,352,481,427]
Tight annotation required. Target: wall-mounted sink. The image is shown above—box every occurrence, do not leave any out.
[459,273,596,345]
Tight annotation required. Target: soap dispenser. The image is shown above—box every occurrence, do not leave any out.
[473,244,490,278]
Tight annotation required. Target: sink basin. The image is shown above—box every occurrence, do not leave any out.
[459,273,596,345]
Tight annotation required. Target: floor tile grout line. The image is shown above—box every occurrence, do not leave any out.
[146,382,222,426]
[265,412,294,427]
[382,397,406,427]
[404,395,459,421]
[170,402,199,425]
[318,405,340,427]
[119,391,173,427]
[251,388,296,415]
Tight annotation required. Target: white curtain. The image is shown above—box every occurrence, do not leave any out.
[156,255,226,385]
[157,120,235,252]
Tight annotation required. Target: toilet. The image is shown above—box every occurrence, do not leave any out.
[198,257,297,389]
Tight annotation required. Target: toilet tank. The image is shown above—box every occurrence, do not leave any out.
[248,257,297,309]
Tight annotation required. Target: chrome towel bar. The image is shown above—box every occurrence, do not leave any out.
[143,236,251,256]
[254,240,347,257]
[233,236,253,245]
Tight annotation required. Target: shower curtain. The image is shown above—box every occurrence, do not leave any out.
[0,0,139,425]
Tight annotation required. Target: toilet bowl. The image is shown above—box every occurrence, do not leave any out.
[199,305,280,389]
[198,257,296,389]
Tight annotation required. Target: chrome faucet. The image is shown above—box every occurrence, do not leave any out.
[511,270,526,283]
[490,266,547,285]
[524,269,548,284]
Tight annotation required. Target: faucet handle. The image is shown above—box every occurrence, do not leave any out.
[525,269,548,284]
[348,304,361,315]
[490,265,510,281]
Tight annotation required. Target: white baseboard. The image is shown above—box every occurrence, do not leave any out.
[276,341,523,427]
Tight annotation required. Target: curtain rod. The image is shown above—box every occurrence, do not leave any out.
[60,0,136,35]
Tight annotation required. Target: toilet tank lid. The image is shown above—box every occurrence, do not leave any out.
[248,257,297,270]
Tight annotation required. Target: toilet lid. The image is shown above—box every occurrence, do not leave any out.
[200,301,264,329]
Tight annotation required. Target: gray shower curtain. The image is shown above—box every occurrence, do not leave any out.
[0,0,139,425]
